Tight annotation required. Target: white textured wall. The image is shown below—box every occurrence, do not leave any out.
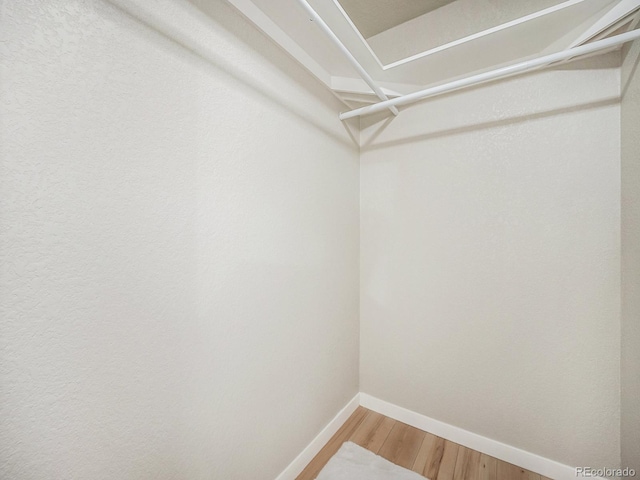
[621,39,640,471]
[360,56,621,467]
[0,1,359,479]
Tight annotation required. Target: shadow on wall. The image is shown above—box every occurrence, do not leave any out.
[622,39,640,97]
[102,0,360,147]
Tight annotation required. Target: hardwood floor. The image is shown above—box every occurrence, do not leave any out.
[295,407,554,480]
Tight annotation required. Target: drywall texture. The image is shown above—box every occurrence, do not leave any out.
[360,56,621,468]
[0,1,359,479]
[621,39,640,471]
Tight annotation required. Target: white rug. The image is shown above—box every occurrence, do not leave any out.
[316,442,428,480]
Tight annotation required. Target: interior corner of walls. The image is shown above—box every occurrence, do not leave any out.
[622,35,640,97]
[339,115,362,150]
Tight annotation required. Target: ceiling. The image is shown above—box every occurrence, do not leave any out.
[363,0,578,65]
[224,0,640,111]
[337,0,456,38]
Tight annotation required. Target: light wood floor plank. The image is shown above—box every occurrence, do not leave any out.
[436,441,460,480]
[524,472,542,480]
[412,432,435,473]
[378,422,426,469]
[412,432,446,478]
[479,454,497,480]
[350,410,395,453]
[498,461,542,480]
[496,461,514,480]
[453,446,481,480]
[295,406,368,480]
[295,408,551,480]
[497,461,525,480]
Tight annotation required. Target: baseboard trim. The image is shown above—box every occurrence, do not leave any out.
[276,392,605,480]
[360,393,592,480]
[275,393,361,480]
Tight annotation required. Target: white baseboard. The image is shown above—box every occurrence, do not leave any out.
[360,393,592,480]
[275,393,361,480]
[276,392,604,480]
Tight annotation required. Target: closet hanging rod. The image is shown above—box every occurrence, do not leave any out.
[339,28,640,120]
[295,0,399,116]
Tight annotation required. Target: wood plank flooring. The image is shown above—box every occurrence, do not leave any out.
[296,407,554,480]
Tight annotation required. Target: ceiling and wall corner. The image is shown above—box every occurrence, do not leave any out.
[336,0,457,38]
[227,0,639,106]
[361,0,606,66]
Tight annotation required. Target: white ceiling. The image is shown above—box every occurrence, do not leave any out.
[337,0,456,37]
[225,0,638,106]
[364,0,574,64]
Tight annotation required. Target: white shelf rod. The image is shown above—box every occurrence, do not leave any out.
[295,0,399,116]
[339,28,640,120]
